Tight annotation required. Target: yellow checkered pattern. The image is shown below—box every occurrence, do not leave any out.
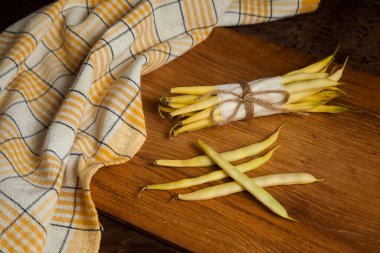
[0,0,319,252]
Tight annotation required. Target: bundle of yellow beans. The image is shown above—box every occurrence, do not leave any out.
[141,125,322,220]
[159,50,349,138]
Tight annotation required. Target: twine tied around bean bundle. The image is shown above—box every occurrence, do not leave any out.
[199,82,290,125]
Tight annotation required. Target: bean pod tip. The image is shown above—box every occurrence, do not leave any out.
[157,105,165,118]
[285,216,298,222]
[138,186,147,199]
[169,194,179,203]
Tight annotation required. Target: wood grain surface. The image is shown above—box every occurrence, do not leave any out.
[91,28,380,253]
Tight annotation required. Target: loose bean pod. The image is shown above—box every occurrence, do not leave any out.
[178,173,322,201]
[146,147,277,191]
[197,140,294,220]
[154,124,283,167]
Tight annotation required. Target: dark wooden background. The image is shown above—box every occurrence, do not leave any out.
[1,0,379,252]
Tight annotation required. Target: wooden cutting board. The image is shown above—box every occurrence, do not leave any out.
[91,28,380,252]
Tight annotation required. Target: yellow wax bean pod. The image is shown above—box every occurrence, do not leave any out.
[296,90,340,103]
[284,101,325,111]
[158,106,175,112]
[324,87,348,96]
[284,55,334,75]
[285,78,340,94]
[284,47,339,76]
[171,86,216,95]
[181,107,214,125]
[281,72,329,85]
[178,173,322,201]
[328,57,349,82]
[155,124,284,167]
[167,103,188,109]
[172,119,215,137]
[286,89,321,104]
[146,147,277,191]
[307,105,348,113]
[319,65,328,73]
[178,112,196,118]
[167,95,200,104]
[197,140,294,221]
[170,96,219,117]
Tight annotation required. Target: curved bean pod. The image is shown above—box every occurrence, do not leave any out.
[155,124,283,167]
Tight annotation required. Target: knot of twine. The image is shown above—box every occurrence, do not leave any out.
[201,82,290,125]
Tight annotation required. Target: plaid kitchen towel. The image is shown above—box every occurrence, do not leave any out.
[0,0,319,252]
